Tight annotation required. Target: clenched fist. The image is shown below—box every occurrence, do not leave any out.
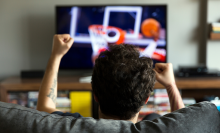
[153,63,176,89]
[51,34,74,58]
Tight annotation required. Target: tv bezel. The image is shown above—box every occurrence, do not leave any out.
[56,4,168,70]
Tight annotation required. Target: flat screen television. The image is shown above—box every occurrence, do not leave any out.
[56,5,167,69]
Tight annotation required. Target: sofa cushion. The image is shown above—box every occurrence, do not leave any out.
[0,101,219,133]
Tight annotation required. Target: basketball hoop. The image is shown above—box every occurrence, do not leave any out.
[88,25,125,55]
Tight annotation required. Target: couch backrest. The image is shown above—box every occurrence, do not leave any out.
[0,101,219,133]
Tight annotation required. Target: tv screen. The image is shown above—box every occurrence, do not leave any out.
[56,5,167,69]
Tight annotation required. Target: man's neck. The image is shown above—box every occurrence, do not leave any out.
[98,110,139,124]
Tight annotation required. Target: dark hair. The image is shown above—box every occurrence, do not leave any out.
[91,44,156,120]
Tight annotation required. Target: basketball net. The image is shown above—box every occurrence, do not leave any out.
[88,25,125,55]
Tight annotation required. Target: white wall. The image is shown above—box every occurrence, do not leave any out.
[207,0,220,70]
[0,0,202,79]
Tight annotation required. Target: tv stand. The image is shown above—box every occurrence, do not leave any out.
[1,76,220,102]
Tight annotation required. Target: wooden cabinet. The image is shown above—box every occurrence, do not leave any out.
[0,76,92,102]
[0,76,99,118]
[1,76,220,119]
[1,76,220,102]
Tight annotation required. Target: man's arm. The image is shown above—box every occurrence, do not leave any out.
[154,63,185,112]
[37,34,74,113]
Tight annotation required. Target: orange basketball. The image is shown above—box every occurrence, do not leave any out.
[141,18,160,38]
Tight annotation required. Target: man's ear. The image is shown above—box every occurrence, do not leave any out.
[94,94,99,103]
[145,96,150,104]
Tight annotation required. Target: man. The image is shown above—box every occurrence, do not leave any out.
[37,34,185,123]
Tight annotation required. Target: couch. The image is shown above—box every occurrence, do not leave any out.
[0,101,219,133]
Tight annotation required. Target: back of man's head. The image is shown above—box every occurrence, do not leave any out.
[91,44,156,120]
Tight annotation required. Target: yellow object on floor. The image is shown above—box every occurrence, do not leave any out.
[70,91,92,117]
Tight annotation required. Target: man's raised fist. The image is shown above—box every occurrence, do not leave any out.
[51,34,74,58]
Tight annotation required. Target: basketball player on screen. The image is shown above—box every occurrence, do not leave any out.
[139,18,160,58]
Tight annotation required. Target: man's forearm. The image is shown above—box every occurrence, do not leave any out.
[166,83,185,112]
[37,55,61,112]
